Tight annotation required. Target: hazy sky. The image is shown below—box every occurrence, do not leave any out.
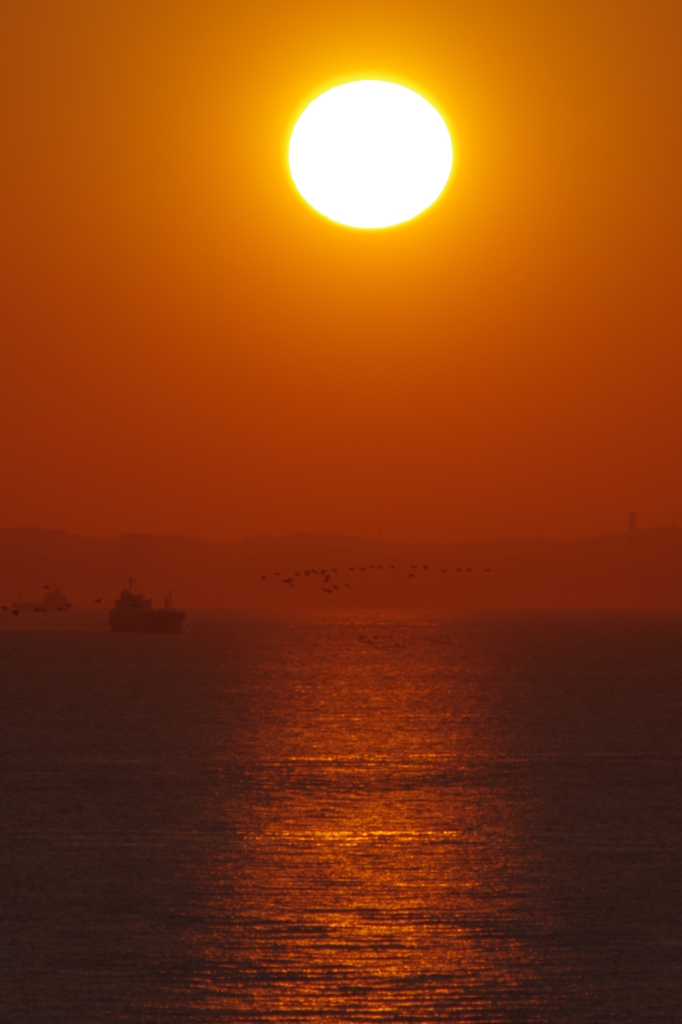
[2,0,681,542]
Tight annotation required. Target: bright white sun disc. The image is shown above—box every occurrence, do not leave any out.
[289,81,454,229]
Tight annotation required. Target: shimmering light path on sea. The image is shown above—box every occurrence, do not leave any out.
[1,612,681,1021]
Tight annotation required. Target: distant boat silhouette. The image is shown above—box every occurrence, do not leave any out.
[12,586,71,614]
[109,580,185,633]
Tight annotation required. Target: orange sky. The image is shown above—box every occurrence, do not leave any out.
[1,0,681,543]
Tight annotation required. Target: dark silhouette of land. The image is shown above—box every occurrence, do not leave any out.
[1,524,682,610]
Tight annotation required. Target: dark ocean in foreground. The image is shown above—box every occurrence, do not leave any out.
[1,611,681,1022]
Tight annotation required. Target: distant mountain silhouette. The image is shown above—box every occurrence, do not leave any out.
[1,526,681,609]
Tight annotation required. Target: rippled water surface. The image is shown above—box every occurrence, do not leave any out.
[1,611,681,1022]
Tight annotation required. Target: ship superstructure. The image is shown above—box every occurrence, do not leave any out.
[109,580,185,633]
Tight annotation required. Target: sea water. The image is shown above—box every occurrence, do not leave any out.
[1,611,681,1022]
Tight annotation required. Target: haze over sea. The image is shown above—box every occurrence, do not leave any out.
[2,611,681,1022]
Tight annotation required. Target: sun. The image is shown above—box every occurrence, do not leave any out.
[289,81,454,229]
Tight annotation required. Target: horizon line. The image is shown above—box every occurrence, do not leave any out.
[0,521,675,548]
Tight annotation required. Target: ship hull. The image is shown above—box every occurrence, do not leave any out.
[109,610,185,633]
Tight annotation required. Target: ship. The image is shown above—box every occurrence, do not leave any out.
[12,586,72,614]
[109,580,185,633]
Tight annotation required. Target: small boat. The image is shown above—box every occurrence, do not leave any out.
[109,580,185,633]
[12,586,71,614]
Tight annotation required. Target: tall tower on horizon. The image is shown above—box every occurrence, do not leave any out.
[628,511,637,577]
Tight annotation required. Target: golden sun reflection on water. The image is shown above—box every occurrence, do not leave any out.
[4,614,681,1021]
[194,622,550,1020]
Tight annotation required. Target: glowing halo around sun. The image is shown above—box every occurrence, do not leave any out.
[288,81,454,229]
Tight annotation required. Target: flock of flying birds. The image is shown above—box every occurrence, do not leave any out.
[259,563,492,593]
